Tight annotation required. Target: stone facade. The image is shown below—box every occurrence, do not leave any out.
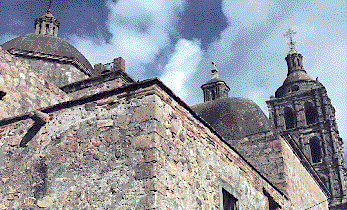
[0,47,70,120]
[233,130,329,204]
[60,58,135,100]
[0,78,329,209]
[15,56,89,88]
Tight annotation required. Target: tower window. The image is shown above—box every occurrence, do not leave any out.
[305,102,318,125]
[46,24,49,34]
[310,137,321,164]
[222,188,238,210]
[291,85,299,92]
[211,89,216,100]
[284,107,296,129]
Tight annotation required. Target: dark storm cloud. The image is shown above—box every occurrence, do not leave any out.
[179,0,228,49]
[0,0,112,42]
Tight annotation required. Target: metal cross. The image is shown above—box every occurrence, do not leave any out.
[284,28,296,49]
[212,61,217,69]
[48,0,52,11]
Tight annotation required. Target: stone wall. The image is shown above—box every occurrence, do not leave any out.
[0,86,160,209]
[145,86,287,209]
[0,79,328,209]
[66,77,126,99]
[233,132,287,194]
[0,47,70,120]
[281,137,329,209]
[234,131,328,209]
[15,56,89,88]
[0,80,286,209]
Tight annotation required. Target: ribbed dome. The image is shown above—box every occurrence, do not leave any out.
[1,33,94,76]
[191,97,275,140]
[287,48,298,55]
[40,9,55,18]
[204,77,223,85]
[283,70,314,85]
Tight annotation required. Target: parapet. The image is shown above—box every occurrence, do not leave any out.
[60,57,135,99]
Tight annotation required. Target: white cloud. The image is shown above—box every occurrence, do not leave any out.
[160,39,204,100]
[68,0,185,79]
[222,0,274,28]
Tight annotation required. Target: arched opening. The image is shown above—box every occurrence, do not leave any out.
[305,102,318,125]
[211,89,216,100]
[284,107,296,129]
[292,85,299,92]
[46,24,49,34]
[310,137,321,163]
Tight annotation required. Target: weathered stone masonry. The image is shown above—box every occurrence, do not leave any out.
[0,47,70,120]
[0,78,329,209]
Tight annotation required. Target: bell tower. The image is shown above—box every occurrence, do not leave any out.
[266,29,347,209]
[34,0,60,37]
[201,61,230,102]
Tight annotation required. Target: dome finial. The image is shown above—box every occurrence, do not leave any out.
[48,0,52,11]
[284,28,297,51]
[211,61,219,79]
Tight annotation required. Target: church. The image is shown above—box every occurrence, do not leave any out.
[0,6,346,210]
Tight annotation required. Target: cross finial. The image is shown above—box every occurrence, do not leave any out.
[211,61,219,79]
[212,61,217,70]
[48,0,52,11]
[284,28,296,50]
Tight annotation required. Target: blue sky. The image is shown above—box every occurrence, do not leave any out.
[1,0,346,157]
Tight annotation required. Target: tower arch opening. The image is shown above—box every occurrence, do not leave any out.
[211,89,216,100]
[310,137,321,164]
[46,24,49,34]
[284,107,296,129]
[305,102,318,125]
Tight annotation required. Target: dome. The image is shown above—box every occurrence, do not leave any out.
[204,77,223,85]
[191,97,276,141]
[287,48,298,55]
[40,9,55,18]
[1,33,94,76]
[283,70,314,85]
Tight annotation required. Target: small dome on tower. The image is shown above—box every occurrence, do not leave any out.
[201,61,230,102]
[287,48,298,55]
[40,9,55,18]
